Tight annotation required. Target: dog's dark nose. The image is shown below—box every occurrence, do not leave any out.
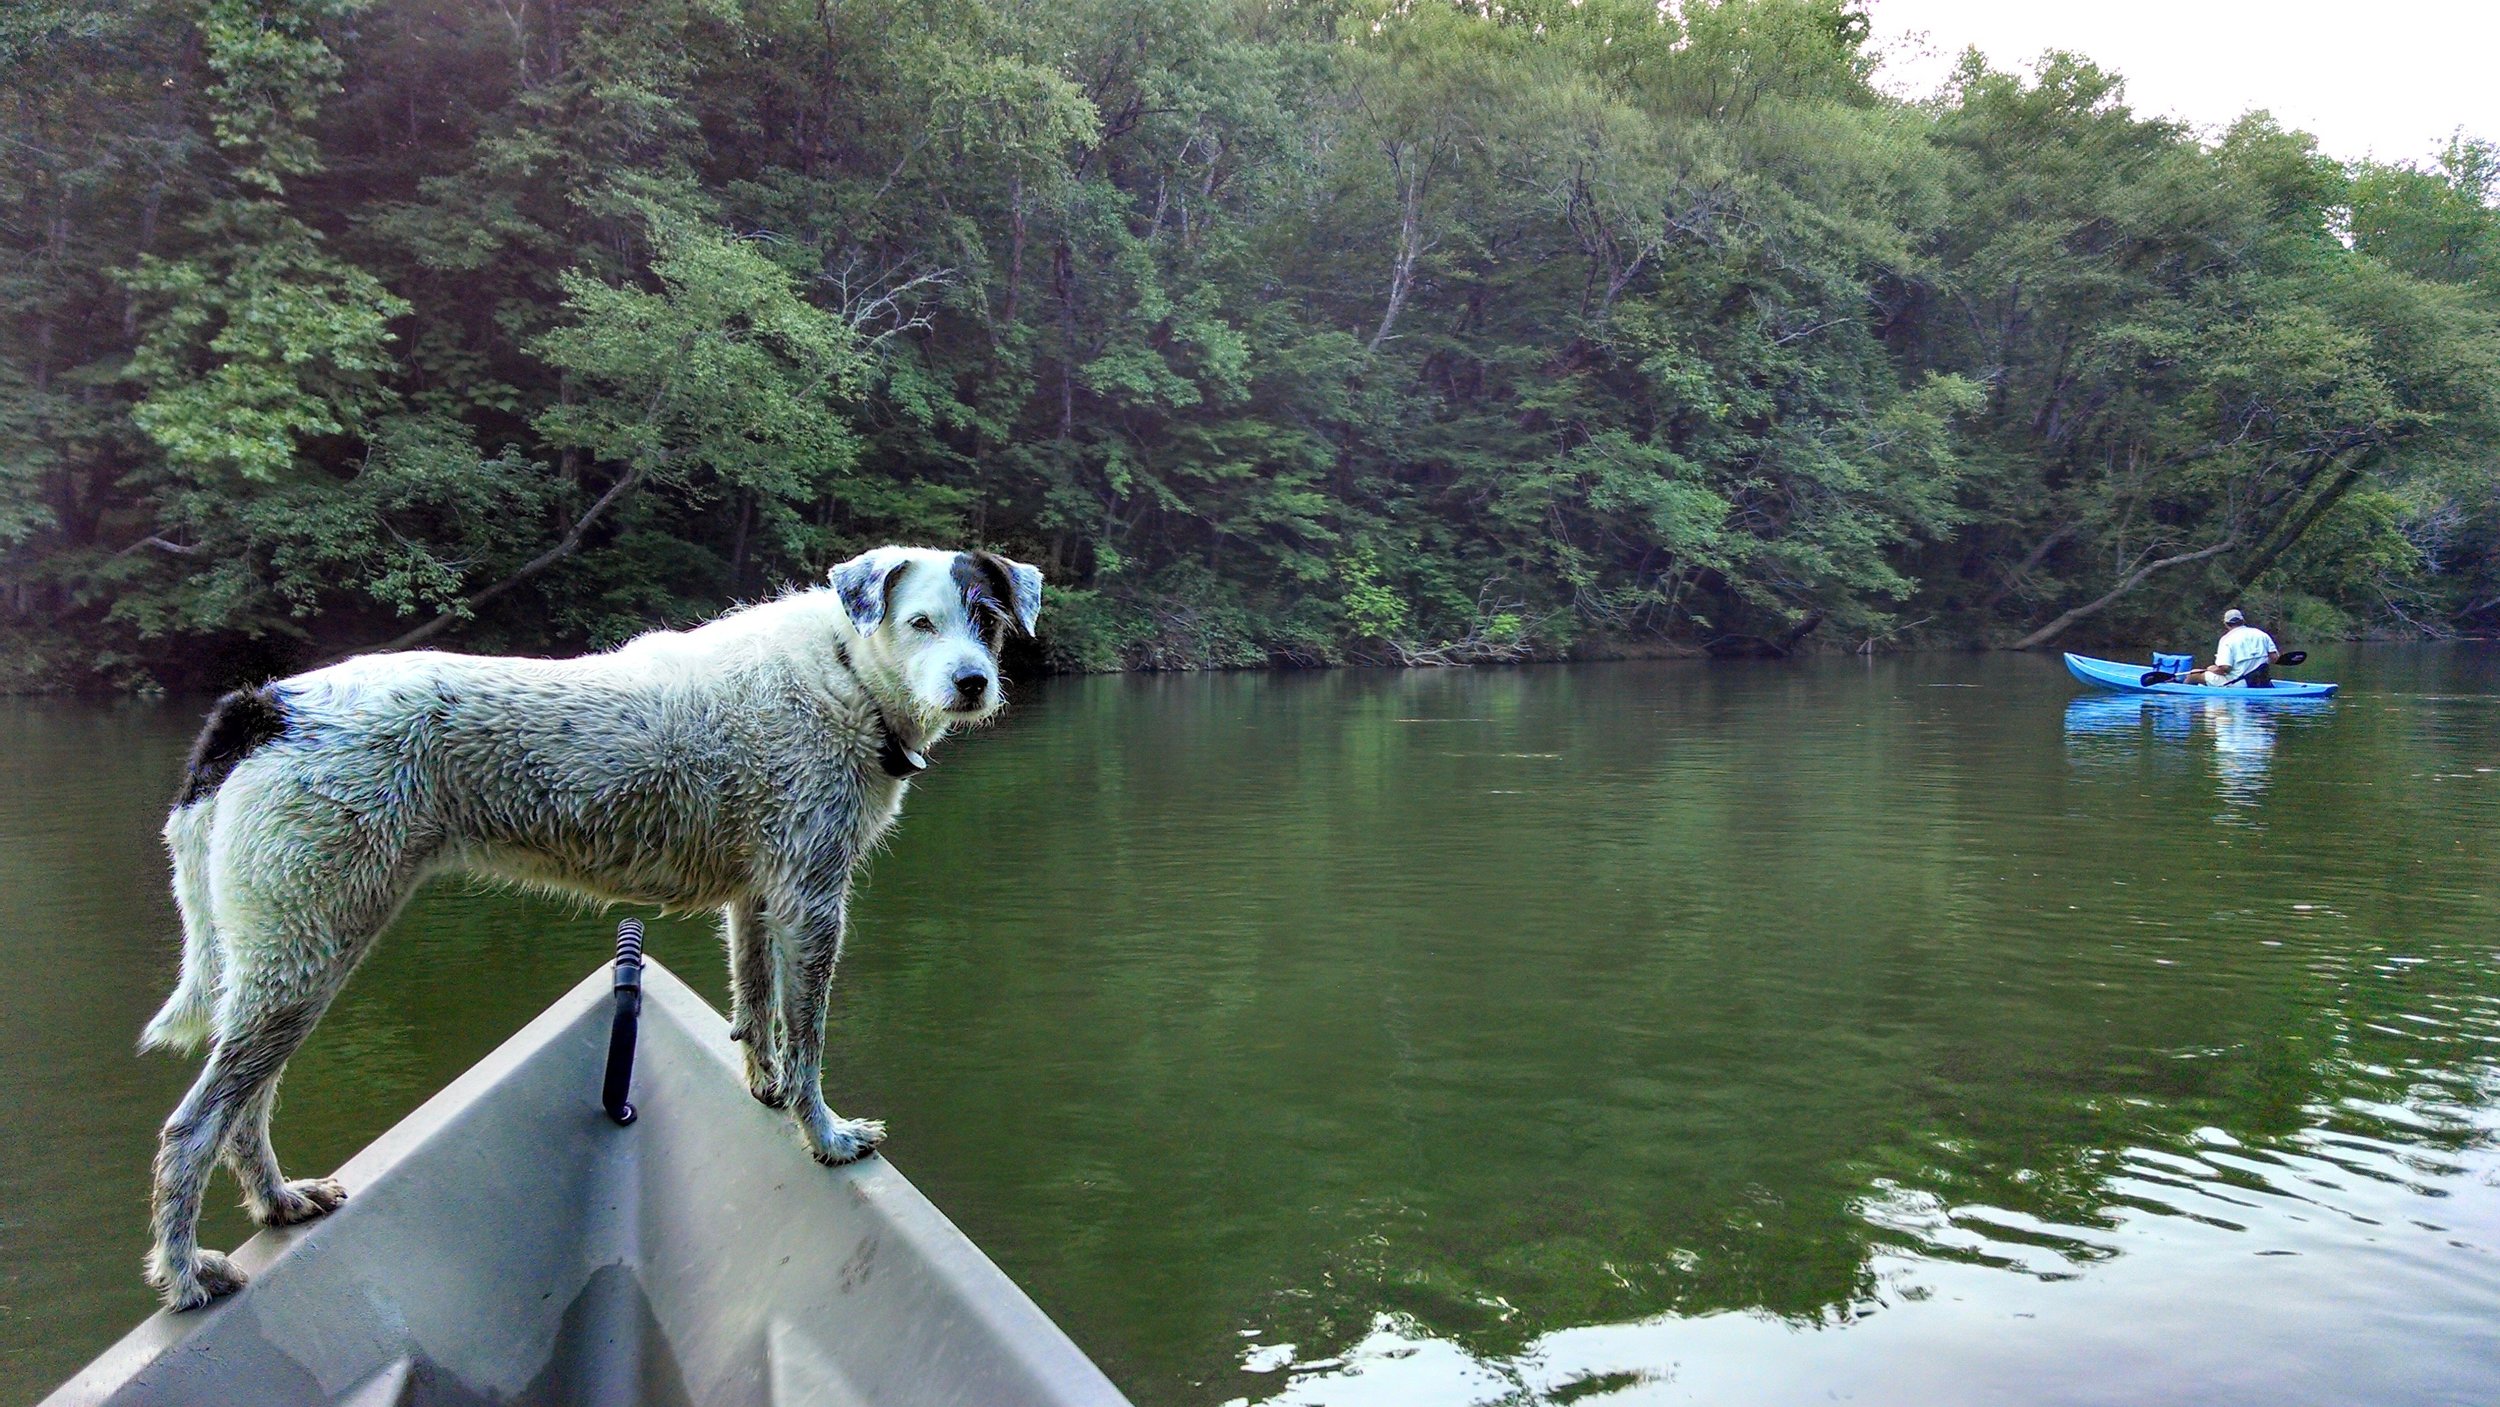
[953,672,989,705]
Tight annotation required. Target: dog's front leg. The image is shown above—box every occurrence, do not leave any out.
[773,888,885,1165]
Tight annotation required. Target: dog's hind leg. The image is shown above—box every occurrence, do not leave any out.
[770,886,884,1165]
[146,821,402,1309]
[722,897,783,1107]
[141,799,223,1055]
[145,994,327,1310]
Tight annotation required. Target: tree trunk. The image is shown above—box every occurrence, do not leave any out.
[1368,165,1425,354]
[1980,519,2081,612]
[557,375,580,484]
[726,488,755,596]
[2220,449,2376,601]
[34,191,65,398]
[1055,243,1076,439]
[1002,176,1025,330]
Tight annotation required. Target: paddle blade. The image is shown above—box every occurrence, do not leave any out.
[2139,670,2177,686]
[2278,651,2307,667]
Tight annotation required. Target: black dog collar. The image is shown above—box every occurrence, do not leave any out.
[876,713,927,780]
[836,640,928,780]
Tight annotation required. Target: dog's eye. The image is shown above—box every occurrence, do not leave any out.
[908,614,936,633]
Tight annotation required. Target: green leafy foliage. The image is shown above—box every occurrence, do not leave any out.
[2,0,2497,688]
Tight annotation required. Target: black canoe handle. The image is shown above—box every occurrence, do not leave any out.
[603,919,645,1125]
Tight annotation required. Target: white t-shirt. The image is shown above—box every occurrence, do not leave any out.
[2216,625,2277,680]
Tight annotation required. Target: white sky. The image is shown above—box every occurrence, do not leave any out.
[1862,0,2500,167]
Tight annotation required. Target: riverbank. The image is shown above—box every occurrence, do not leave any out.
[1,615,2467,698]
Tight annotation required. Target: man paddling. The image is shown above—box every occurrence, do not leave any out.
[2185,608,2279,687]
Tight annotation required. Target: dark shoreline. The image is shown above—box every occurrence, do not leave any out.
[7,632,2485,704]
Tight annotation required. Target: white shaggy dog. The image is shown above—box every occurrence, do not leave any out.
[137,545,1041,1311]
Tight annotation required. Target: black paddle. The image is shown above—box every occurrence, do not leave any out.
[2139,651,2305,687]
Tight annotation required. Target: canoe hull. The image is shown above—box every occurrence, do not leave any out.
[44,961,1131,1407]
[2063,652,2339,699]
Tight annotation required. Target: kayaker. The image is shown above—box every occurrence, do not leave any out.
[2186,608,2279,687]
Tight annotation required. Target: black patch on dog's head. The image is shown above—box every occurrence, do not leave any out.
[955,550,1043,639]
[952,553,1007,644]
[177,685,290,806]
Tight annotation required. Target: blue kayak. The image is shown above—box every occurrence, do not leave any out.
[2063,652,2339,699]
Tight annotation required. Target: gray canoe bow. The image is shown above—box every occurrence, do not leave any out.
[45,958,1133,1407]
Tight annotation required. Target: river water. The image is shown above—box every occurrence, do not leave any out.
[3,648,2497,1405]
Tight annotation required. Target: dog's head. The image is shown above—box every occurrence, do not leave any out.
[830,546,1042,729]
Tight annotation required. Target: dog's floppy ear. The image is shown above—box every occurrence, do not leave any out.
[973,551,1044,638]
[830,547,911,635]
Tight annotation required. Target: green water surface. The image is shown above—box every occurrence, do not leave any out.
[3,648,2497,1405]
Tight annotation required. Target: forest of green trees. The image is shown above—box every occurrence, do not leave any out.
[6,0,2499,690]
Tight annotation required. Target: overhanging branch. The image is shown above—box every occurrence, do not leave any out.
[321,464,648,664]
[2010,535,2240,650]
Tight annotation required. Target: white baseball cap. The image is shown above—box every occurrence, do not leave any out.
[2223,608,2245,625]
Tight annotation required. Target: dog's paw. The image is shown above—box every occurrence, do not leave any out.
[744,1050,787,1109]
[803,1116,887,1167]
[148,1248,248,1312]
[255,1176,348,1228]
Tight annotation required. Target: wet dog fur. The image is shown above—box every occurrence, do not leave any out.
[137,545,1040,1310]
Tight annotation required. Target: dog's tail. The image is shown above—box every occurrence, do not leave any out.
[173,684,290,809]
[143,686,290,1054]
[142,798,223,1053]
